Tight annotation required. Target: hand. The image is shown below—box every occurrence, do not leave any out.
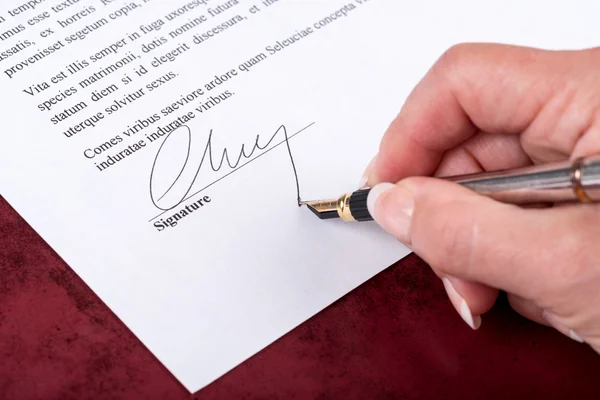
[362,43,600,352]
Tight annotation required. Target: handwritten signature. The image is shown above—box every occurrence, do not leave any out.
[149,123,302,212]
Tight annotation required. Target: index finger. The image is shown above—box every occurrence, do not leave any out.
[368,43,570,185]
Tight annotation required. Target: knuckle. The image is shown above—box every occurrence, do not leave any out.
[521,85,598,159]
[438,43,472,68]
[435,43,493,74]
[431,43,488,110]
[432,43,471,79]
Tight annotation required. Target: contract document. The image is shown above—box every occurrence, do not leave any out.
[0,0,596,393]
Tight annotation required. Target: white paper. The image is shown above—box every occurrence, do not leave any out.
[0,0,596,392]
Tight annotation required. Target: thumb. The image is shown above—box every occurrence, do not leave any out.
[366,178,556,298]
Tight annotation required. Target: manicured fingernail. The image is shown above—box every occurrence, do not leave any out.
[542,311,584,343]
[570,330,584,343]
[358,176,369,189]
[367,182,414,244]
[358,155,377,188]
[442,277,481,330]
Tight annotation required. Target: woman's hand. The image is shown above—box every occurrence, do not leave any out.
[362,43,600,352]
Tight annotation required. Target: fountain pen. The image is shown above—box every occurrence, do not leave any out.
[300,156,600,222]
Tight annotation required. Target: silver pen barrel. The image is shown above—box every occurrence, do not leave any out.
[445,155,600,204]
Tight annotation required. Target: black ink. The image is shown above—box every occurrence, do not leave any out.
[148,122,314,221]
[284,125,302,207]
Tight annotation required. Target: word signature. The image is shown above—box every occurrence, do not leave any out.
[149,123,302,212]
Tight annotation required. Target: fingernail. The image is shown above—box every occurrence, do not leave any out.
[542,311,584,343]
[570,330,584,343]
[442,277,481,330]
[358,155,377,188]
[358,176,369,189]
[367,182,414,244]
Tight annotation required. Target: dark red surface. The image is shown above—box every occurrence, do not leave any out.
[1,195,599,400]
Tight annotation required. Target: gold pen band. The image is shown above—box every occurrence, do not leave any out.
[337,193,355,222]
[571,157,592,203]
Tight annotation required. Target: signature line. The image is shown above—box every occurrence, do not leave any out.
[148,121,315,222]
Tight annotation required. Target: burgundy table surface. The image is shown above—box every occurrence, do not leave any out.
[1,196,598,400]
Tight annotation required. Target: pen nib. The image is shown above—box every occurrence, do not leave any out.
[299,199,340,220]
